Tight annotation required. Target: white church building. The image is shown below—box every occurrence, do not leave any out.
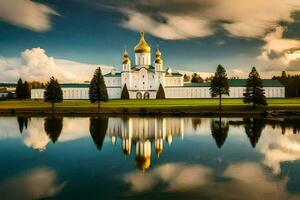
[31,32,285,99]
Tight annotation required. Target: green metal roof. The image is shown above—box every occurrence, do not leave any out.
[228,79,284,87]
[103,72,121,77]
[183,82,211,87]
[60,83,90,88]
[183,79,284,87]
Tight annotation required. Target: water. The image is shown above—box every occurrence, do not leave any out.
[0,116,300,200]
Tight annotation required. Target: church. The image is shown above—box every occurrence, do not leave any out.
[31,32,285,99]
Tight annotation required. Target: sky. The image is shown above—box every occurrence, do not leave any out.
[0,0,300,82]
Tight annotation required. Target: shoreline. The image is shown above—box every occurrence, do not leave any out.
[0,99,300,117]
[0,108,300,117]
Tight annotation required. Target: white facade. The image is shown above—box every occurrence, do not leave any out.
[30,32,285,99]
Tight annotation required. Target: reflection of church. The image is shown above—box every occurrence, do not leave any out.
[106,117,184,171]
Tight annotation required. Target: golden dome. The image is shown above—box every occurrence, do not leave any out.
[155,49,163,64]
[135,156,151,171]
[122,50,131,64]
[134,32,151,53]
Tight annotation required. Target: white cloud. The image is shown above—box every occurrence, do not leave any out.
[118,0,300,40]
[0,167,65,200]
[0,47,114,82]
[0,0,58,31]
[123,162,299,199]
[257,125,300,175]
[256,27,300,74]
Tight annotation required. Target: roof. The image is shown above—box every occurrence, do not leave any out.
[228,79,284,87]
[131,65,155,73]
[0,83,17,87]
[60,83,90,88]
[165,72,183,77]
[183,79,284,87]
[103,72,121,77]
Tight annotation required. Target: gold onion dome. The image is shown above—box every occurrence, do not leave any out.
[122,50,131,64]
[155,49,163,64]
[135,156,151,171]
[134,31,151,53]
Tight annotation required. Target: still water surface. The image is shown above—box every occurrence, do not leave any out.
[0,116,300,199]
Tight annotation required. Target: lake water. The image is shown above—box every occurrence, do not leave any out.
[0,116,300,200]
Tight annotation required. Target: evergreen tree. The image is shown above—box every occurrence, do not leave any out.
[89,67,108,109]
[210,65,229,110]
[23,81,31,99]
[90,117,108,150]
[156,83,166,99]
[16,78,24,99]
[211,117,229,148]
[183,74,190,82]
[191,73,204,83]
[243,118,266,148]
[44,76,63,112]
[121,84,130,99]
[243,67,267,109]
[44,117,63,143]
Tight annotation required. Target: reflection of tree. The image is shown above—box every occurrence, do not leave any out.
[90,117,108,150]
[192,118,202,131]
[17,117,28,134]
[243,118,266,148]
[211,117,229,148]
[44,117,63,143]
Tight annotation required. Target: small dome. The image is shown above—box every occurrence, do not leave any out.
[122,50,131,64]
[134,32,151,53]
[135,156,151,171]
[155,49,163,64]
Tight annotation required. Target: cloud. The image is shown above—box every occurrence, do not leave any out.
[0,47,114,82]
[98,0,300,40]
[0,0,58,31]
[0,167,65,200]
[123,162,299,199]
[257,27,300,74]
[257,126,300,175]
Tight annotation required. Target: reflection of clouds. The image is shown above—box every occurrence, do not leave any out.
[123,163,212,192]
[257,126,300,175]
[22,117,90,151]
[23,118,50,151]
[0,167,65,200]
[0,117,20,139]
[124,162,299,199]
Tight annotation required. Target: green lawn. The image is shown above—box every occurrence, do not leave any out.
[0,98,299,111]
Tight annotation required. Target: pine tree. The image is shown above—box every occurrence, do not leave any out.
[44,117,63,143]
[211,117,229,148]
[23,81,31,99]
[243,67,267,109]
[121,84,130,99]
[191,73,204,83]
[16,78,24,99]
[90,117,108,150]
[210,65,229,110]
[156,83,166,99]
[44,76,63,112]
[89,67,108,109]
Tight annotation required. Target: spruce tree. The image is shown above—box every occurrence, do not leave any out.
[211,117,229,148]
[89,67,108,109]
[156,83,166,99]
[90,117,108,150]
[23,81,31,99]
[121,84,130,99]
[243,67,267,109]
[210,65,229,110]
[44,117,63,143]
[16,78,24,99]
[44,76,63,112]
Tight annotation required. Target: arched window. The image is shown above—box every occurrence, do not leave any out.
[144,92,150,99]
[136,92,142,99]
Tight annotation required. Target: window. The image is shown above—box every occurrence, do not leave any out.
[143,82,145,85]
[152,75,154,78]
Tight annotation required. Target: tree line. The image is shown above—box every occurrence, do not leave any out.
[272,71,300,97]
